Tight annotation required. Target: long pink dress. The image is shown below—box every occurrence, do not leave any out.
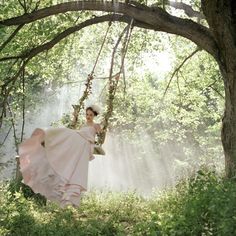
[18,124,97,208]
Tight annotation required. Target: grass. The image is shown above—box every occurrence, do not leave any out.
[0,166,236,236]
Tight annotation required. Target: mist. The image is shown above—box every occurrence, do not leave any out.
[0,54,224,198]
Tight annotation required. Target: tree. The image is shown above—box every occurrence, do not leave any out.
[0,0,235,178]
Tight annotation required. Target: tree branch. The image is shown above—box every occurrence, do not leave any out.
[206,80,224,99]
[0,125,12,147]
[17,0,28,13]
[208,85,224,99]
[0,1,218,59]
[163,47,200,98]
[7,101,19,153]
[0,60,28,129]
[20,66,26,142]
[0,24,24,52]
[0,14,151,63]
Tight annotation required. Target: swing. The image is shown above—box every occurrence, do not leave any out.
[71,18,134,156]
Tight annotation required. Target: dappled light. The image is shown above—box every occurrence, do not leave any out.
[0,0,235,235]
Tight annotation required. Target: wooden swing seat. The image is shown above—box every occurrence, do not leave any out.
[94,145,105,155]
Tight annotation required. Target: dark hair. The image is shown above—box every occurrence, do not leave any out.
[86,106,98,116]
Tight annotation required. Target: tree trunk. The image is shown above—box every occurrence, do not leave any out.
[221,66,236,178]
[202,0,236,178]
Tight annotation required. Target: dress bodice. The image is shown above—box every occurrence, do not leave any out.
[76,124,97,143]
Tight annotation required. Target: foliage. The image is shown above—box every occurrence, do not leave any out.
[107,36,224,177]
[0,0,226,206]
[1,167,236,235]
[1,14,225,178]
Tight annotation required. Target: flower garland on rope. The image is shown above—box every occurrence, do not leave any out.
[70,20,112,129]
[70,17,134,149]
[97,18,134,146]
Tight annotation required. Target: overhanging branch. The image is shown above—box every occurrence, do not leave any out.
[0,14,150,63]
[0,1,218,59]
[0,24,24,52]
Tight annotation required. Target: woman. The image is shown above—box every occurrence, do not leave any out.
[19,105,102,208]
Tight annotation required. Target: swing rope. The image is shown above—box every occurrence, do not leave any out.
[97,18,134,146]
[71,19,112,129]
[70,17,134,155]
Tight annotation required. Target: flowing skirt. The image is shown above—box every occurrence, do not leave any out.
[19,127,94,208]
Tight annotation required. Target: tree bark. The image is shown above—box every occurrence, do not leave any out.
[202,0,236,178]
[221,67,236,178]
[0,1,218,58]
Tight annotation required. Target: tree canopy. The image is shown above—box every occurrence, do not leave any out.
[1,0,236,178]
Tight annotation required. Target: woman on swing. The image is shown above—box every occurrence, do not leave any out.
[18,104,102,208]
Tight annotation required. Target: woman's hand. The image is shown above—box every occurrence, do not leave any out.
[95,123,102,134]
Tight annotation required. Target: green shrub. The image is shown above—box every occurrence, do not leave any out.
[0,167,235,235]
